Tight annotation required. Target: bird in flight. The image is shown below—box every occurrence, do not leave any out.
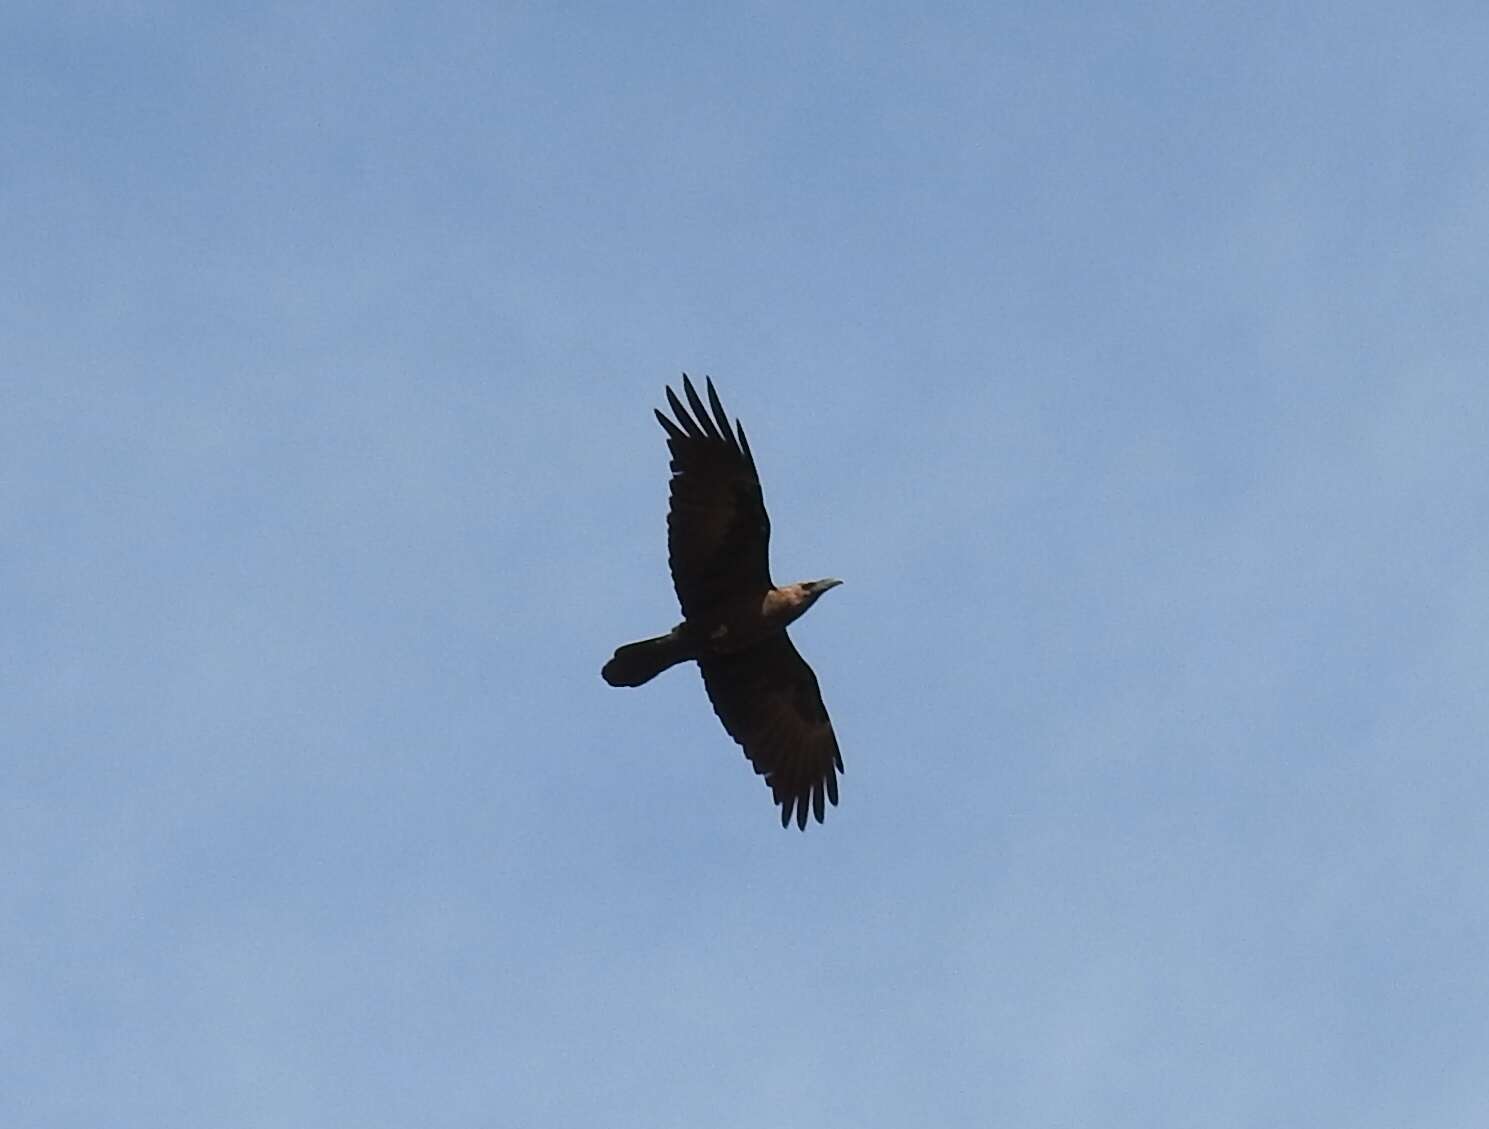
[602,375,845,829]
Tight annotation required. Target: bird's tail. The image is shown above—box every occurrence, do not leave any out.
[602,631,691,687]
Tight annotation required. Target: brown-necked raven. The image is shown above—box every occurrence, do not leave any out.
[602,375,844,829]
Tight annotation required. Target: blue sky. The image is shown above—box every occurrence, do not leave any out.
[5,4,1488,1126]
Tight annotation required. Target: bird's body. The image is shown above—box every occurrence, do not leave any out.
[602,375,845,829]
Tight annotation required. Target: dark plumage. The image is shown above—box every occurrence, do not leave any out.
[602,375,845,829]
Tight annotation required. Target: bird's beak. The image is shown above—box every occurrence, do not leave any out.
[816,578,844,593]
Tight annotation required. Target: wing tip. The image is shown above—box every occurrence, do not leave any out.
[654,407,686,441]
[776,783,836,831]
[683,374,722,440]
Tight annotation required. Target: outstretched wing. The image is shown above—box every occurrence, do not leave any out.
[654,374,773,619]
[699,632,844,829]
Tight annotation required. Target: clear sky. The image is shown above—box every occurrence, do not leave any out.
[5,4,1488,1126]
